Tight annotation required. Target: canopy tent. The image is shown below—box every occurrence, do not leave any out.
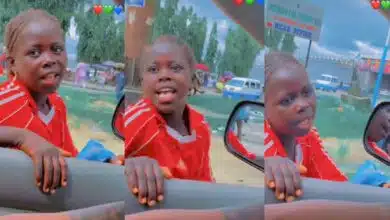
[195,63,210,72]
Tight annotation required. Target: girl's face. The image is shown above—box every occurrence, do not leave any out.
[265,66,317,137]
[141,43,192,114]
[8,19,67,94]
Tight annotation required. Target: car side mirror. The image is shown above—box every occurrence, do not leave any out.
[363,101,390,166]
[224,101,263,171]
[111,95,124,140]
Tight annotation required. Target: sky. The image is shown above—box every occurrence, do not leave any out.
[66,0,390,66]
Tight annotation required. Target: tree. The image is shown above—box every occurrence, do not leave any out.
[280,34,297,53]
[204,22,218,72]
[0,0,84,40]
[75,9,123,63]
[219,26,262,77]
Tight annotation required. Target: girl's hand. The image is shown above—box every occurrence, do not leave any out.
[265,156,306,202]
[20,130,69,195]
[124,157,172,207]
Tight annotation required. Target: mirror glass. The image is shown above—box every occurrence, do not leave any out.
[225,101,263,169]
[112,95,124,140]
[364,102,390,165]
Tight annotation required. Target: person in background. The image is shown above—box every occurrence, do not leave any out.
[115,66,126,102]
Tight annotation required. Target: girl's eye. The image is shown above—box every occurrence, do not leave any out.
[147,66,158,73]
[52,46,64,53]
[28,49,41,57]
[280,96,294,106]
[302,87,313,97]
[171,65,183,72]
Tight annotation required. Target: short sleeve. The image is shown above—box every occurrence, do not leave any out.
[124,99,160,158]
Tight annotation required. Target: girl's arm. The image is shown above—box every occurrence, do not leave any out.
[266,200,390,220]
[0,202,124,220]
[0,126,26,146]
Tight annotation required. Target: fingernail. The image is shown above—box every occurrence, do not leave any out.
[62,182,67,187]
[50,189,56,194]
[157,195,164,201]
[286,196,295,202]
[44,188,49,193]
[148,200,156,206]
[277,193,285,200]
[268,181,275,188]
[139,197,147,204]
[37,182,41,187]
[295,189,302,196]
[132,188,139,194]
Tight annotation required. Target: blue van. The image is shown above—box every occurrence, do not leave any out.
[222,77,262,101]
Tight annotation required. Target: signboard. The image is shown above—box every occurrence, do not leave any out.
[358,58,390,74]
[266,0,324,41]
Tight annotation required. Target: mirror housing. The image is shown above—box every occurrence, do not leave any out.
[111,95,124,140]
[224,101,263,171]
[363,101,390,166]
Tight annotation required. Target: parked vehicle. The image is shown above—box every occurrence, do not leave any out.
[314,74,351,92]
[222,77,262,101]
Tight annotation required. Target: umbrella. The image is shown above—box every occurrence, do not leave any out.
[195,63,210,72]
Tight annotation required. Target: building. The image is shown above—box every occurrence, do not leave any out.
[358,58,390,92]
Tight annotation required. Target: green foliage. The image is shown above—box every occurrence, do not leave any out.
[150,1,208,63]
[75,9,124,63]
[204,22,218,72]
[265,27,297,53]
[218,26,262,77]
[0,0,83,39]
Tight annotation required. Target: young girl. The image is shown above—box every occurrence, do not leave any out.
[123,35,214,207]
[0,9,120,195]
[263,52,348,202]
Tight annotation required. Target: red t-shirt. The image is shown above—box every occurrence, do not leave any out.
[367,139,390,161]
[124,98,214,182]
[264,120,347,182]
[0,78,78,156]
[227,130,256,160]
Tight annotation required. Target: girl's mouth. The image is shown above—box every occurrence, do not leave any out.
[40,73,61,86]
[156,88,177,103]
[296,118,313,131]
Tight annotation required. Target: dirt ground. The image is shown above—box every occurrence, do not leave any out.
[68,116,262,187]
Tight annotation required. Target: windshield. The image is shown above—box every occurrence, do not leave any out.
[227,79,245,87]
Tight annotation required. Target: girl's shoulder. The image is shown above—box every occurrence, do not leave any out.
[48,93,67,110]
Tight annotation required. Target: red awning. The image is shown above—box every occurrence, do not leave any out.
[358,58,390,74]
[195,63,209,72]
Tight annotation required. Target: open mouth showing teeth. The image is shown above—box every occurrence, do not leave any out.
[156,88,177,94]
[41,73,60,80]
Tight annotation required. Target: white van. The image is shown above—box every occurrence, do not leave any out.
[223,77,262,101]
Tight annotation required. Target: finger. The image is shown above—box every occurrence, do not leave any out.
[125,160,138,194]
[297,164,307,174]
[50,156,61,194]
[264,162,276,189]
[59,156,68,187]
[155,165,165,202]
[291,164,303,196]
[33,155,43,188]
[383,183,390,188]
[271,164,286,200]
[43,156,53,194]
[135,163,147,205]
[58,149,72,157]
[145,163,157,206]
[280,163,295,200]
[160,166,173,179]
